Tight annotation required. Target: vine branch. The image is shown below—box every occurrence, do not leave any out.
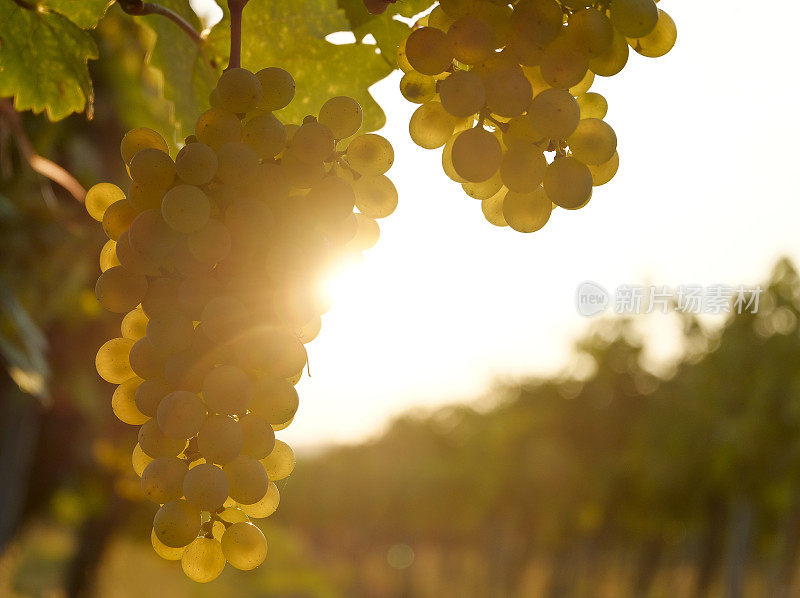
[11,0,37,9]
[227,0,251,70]
[0,100,86,203]
[117,0,204,47]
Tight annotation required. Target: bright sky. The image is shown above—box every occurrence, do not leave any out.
[196,1,800,449]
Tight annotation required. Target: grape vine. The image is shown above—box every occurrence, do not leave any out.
[397,0,677,233]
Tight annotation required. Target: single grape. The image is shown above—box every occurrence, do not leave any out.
[157,391,207,439]
[291,121,335,163]
[256,67,295,111]
[576,92,608,120]
[221,522,267,571]
[135,378,173,417]
[121,127,169,165]
[202,365,253,416]
[161,184,211,234]
[540,36,590,89]
[182,463,230,511]
[446,15,496,65]
[567,8,614,58]
[588,151,620,186]
[216,67,262,113]
[610,0,659,38]
[141,456,188,503]
[111,377,148,425]
[95,265,148,313]
[154,500,201,549]
[197,414,244,464]
[129,148,176,189]
[481,188,508,227]
[224,454,269,505]
[196,108,241,149]
[502,186,552,233]
[405,27,453,75]
[121,308,149,341]
[151,528,185,560]
[451,127,502,183]
[400,72,436,104]
[216,141,260,187]
[409,101,459,150]
[175,142,218,185]
[138,418,188,458]
[96,337,136,384]
[182,537,226,583]
[260,439,295,481]
[354,175,398,219]
[500,144,548,193]
[318,96,363,140]
[527,88,580,141]
[628,10,677,58]
[346,134,394,175]
[249,377,299,425]
[483,67,533,118]
[543,156,593,209]
[590,29,630,77]
[439,70,486,118]
[567,118,617,165]
[102,200,137,241]
[238,482,280,519]
[129,337,167,380]
[242,113,287,159]
[239,414,276,460]
[86,183,126,222]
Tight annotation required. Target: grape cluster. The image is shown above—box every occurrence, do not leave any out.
[399,0,676,233]
[87,66,395,582]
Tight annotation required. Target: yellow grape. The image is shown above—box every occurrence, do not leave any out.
[281,148,325,189]
[238,482,280,519]
[86,183,126,222]
[589,29,630,76]
[527,88,580,141]
[502,186,552,233]
[249,377,299,425]
[132,442,154,477]
[500,144,547,193]
[182,537,226,583]
[446,15,496,65]
[540,36,589,89]
[576,92,608,120]
[182,463,230,511]
[256,67,295,111]
[196,108,242,149]
[588,151,620,186]
[134,378,172,417]
[112,377,148,425]
[102,200,137,241]
[99,239,120,272]
[400,72,437,104]
[198,415,244,465]
[451,127,503,183]
[396,37,413,73]
[216,67,262,113]
[202,365,253,416]
[157,391,207,439]
[146,312,194,355]
[224,455,269,505]
[610,0,659,38]
[242,113,287,159]
[409,101,459,149]
[567,8,614,57]
[239,414,276,460]
[95,266,148,314]
[216,141,259,187]
[129,209,179,263]
[121,127,169,165]
[151,528,185,561]
[96,337,136,384]
[544,156,593,209]
[127,181,165,213]
[439,70,486,118]
[129,148,175,189]
[353,175,398,219]
[187,219,232,267]
[141,277,182,319]
[318,96,363,139]
[481,188,507,227]
[307,175,356,224]
[484,67,532,118]
[346,134,394,175]
[141,456,188,503]
[121,308,148,341]
[442,133,466,183]
[348,213,380,251]
[567,118,617,165]
[175,142,218,185]
[569,70,595,96]
[628,10,677,58]
[129,337,166,380]
[221,522,267,571]
[462,170,503,200]
[504,116,545,150]
[138,418,188,458]
[154,500,201,549]
[405,27,453,75]
[260,439,295,481]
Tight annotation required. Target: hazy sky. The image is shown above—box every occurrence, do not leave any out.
[194,1,800,448]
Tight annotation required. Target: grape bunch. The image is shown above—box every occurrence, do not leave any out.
[86,66,395,582]
[399,0,677,233]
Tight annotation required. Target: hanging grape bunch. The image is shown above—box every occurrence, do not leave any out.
[87,66,395,582]
[398,0,677,233]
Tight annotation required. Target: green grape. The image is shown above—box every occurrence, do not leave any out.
[281,148,325,189]
[569,70,595,96]
[567,118,617,165]
[96,337,135,384]
[196,108,242,149]
[132,443,154,477]
[141,277,182,319]
[239,414,276,460]
[216,141,259,187]
[154,500,201,549]
[135,378,172,417]
[224,455,269,505]
[429,5,454,31]
[500,144,548,192]
[438,0,478,18]
[130,337,167,379]
[221,522,267,571]
[111,377,148,425]
[346,134,394,175]
[157,391,207,439]
[462,169,503,200]
[160,184,211,234]
[198,415,243,465]
[127,181,166,212]
[182,537,226,583]
[484,67,532,118]
[348,213,380,251]
[307,175,355,225]
[187,219,232,267]
[219,507,249,524]
[138,418,188,458]
[481,188,508,227]
[502,186,552,233]
[503,116,545,150]
[141,456,188,503]
[146,312,194,357]
[318,96,363,139]
[451,127,502,183]
[260,440,295,481]
[238,482,279,519]
[544,156,593,209]
[216,67,262,113]
[540,36,589,89]
[589,29,630,76]
[256,67,295,111]
[102,200,137,241]
[129,148,176,189]
[405,27,453,75]
[576,92,608,120]
[439,70,486,118]
[291,121,335,163]
[400,72,437,104]
[510,0,562,48]
[99,239,120,272]
[628,10,677,58]
[242,113,287,159]
[610,0,659,38]
[567,9,614,57]
[527,88,580,141]
[151,528,184,560]
[588,151,619,186]
[446,15,496,65]
[353,175,398,219]
[86,183,126,222]
[121,127,169,165]
[121,308,149,341]
[200,296,249,344]
[224,199,274,251]
[202,365,253,416]
[175,142,218,185]
[182,463,230,511]
[409,101,459,149]
[129,209,179,263]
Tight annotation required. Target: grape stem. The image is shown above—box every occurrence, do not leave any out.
[116,1,204,47]
[226,0,251,71]
[0,99,87,202]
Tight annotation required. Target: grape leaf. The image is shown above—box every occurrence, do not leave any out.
[138,0,221,140]
[209,0,395,132]
[0,1,98,120]
[42,0,115,29]
[337,0,434,68]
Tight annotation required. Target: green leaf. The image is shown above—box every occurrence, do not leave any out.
[42,0,115,29]
[0,0,98,120]
[338,0,434,68]
[210,0,395,132]
[139,0,220,139]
